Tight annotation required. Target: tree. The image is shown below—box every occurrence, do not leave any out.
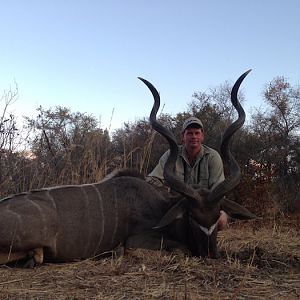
[0,83,20,152]
[24,106,111,187]
[186,81,246,150]
[111,113,174,175]
[250,77,300,212]
[0,83,32,196]
[251,77,300,176]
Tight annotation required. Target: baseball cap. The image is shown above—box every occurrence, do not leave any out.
[182,117,203,132]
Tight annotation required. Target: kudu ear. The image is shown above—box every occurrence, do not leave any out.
[153,200,186,229]
[220,198,258,220]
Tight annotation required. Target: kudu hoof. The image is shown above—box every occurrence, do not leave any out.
[23,257,36,268]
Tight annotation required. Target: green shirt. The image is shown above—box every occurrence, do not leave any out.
[147,145,224,190]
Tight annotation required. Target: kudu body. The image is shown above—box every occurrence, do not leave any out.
[0,71,256,266]
[0,174,176,266]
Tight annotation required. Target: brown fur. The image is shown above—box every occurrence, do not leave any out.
[112,169,145,179]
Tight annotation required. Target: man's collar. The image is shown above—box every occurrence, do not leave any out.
[179,145,209,164]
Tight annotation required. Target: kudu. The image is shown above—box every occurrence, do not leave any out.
[138,70,257,257]
[0,71,255,267]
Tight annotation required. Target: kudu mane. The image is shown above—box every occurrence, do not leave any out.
[110,169,145,179]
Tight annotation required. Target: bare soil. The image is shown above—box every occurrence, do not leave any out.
[0,219,299,299]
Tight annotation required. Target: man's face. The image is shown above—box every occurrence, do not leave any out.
[182,127,204,150]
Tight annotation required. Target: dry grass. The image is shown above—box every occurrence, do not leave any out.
[0,220,299,299]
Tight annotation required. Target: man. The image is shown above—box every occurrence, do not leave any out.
[147,116,228,229]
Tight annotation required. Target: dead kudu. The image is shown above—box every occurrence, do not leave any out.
[0,71,256,267]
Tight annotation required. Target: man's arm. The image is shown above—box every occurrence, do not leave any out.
[146,150,170,188]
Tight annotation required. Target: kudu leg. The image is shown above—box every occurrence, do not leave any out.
[126,232,189,253]
[0,251,28,265]
[23,247,44,268]
[0,247,44,267]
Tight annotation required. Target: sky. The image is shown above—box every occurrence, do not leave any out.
[0,0,299,134]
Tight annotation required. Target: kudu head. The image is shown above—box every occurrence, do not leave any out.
[139,71,257,258]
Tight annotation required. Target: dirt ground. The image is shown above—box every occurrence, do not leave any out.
[0,218,299,299]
